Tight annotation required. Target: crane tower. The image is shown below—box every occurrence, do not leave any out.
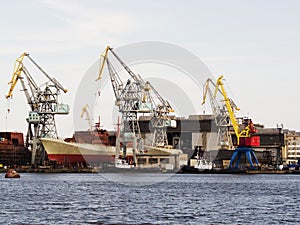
[97,46,175,164]
[203,75,260,169]
[202,78,236,149]
[6,52,69,165]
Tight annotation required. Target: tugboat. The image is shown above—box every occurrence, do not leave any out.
[193,157,213,171]
[179,146,213,173]
[115,159,135,169]
[5,169,20,178]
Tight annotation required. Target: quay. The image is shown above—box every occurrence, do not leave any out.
[177,168,300,175]
[1,165,299,174]
[0,166,97,174]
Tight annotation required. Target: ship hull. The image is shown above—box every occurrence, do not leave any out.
[46,154,115,164]
[0,132,31,166]
[40,138,124,164]
[40,138,184,168]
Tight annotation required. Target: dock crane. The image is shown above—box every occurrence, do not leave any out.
[202,78,235,150]
[97,46,175,164]
[80,104,93,131]
[6,52,69,165]
[203,75,260,169]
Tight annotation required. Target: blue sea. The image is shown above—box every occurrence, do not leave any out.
[1,173,299,224]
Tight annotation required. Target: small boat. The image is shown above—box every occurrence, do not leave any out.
[193,157,213,171]
[115,159,135,169]
[5,169,20,178]
[101,159,162,173]
[103,159,136,172]
[179,158,213,173]
[179,147,213,173]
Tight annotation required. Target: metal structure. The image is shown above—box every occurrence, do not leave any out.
[6,52,69,165]
[210,75,259,169]
[202,78,235,149]
[97,46,175,164]
[80,104,93,130]
[214,75,257,145]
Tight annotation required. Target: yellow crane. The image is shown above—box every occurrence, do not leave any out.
[202,77,236,149]
[7,52,67,100]
[214,75,257,146]
[204,75,259,169]
[80,104,93,131]
[96,46,110,81]
[6,52,69,165]
[6,52,28,99]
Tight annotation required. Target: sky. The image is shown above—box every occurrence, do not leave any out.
[1,0,300,138]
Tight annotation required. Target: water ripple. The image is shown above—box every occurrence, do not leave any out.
[1,173,299,224]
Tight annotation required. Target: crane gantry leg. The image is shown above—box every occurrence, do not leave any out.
[229,147,260,170]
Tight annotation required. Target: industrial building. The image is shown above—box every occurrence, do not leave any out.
[139,115,297,168]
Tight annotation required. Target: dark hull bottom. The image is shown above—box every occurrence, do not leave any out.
[178,165,212,174]
[48,154,115,164]
[178,166,246,174]
[5,174,20,178]
[100,165,162,173]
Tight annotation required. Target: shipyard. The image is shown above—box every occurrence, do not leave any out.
[2,1,300,225]
[1,48,299,175]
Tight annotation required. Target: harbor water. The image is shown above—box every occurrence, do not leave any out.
[1,173,299,224]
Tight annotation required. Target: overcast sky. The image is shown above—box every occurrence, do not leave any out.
[1,0,300,138]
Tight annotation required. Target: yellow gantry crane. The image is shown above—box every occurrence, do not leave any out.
[80,104,93,131]
[203,75,257,146]
[214,75,256,145]
[6,52,69,165]
[203,75,260,169]
[202,77,236,149]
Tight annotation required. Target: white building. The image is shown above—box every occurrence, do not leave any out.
[286,139,300,164]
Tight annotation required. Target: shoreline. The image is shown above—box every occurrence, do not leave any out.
[1,167,299,174]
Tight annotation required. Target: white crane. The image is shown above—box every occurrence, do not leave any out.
[97,46,175,164]
[202,78,235,149]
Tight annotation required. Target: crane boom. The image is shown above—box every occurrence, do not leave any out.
[204,76,260,169]
[97,46,145,86]
[202,78,234,149]
[97,45,174,113]
[19,68,35,110]
[6,52,69,165]
[7,53,68,99]
[6,52,28,99]
[80,104,93,130]
[213,76,261,169]
[26,54,68,93]
[96,46,110,81]
[109,47,142,84]
[96,45,176,164]
[106,58,124,103]
[214,76,240,139]
[214,75,256,145]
